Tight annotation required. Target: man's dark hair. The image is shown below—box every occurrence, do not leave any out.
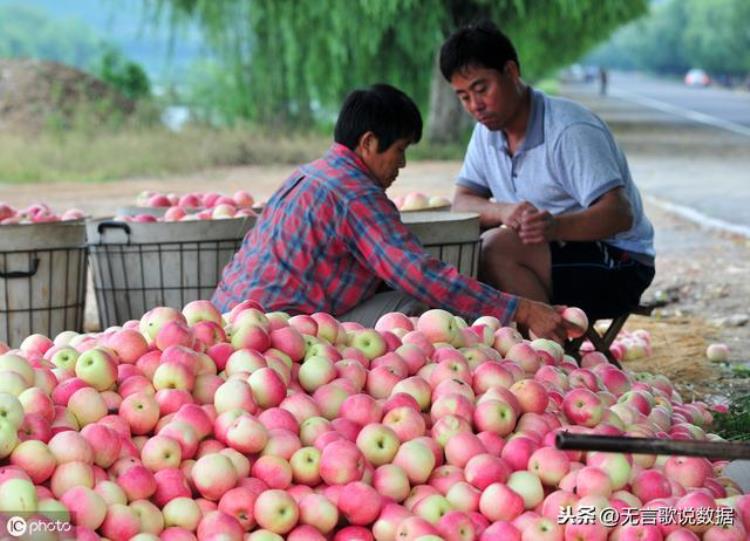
[439,20,520,82]
[334,83,422,152]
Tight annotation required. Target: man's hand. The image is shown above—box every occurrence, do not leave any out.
[500,201,538,231]
[514,298,577,344]
[518,209,557,244]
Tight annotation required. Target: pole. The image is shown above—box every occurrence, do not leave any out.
[556,432,750,460]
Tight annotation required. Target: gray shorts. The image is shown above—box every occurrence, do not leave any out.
[338,290,426,328]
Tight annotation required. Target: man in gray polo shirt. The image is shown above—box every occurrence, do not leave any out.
[439,21,655,321]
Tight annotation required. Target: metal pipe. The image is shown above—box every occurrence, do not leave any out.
[556,432,750,460]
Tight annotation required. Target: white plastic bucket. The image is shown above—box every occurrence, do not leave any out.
[87,217,255,328]
[402,211,481,277]
[0,221,88,346]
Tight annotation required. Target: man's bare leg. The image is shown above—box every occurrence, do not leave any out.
[479,226,552,303]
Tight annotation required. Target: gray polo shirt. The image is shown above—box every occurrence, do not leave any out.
[457,88,655,261]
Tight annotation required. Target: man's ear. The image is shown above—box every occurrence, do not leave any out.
[504,60,521,80]
[356,131,379,157]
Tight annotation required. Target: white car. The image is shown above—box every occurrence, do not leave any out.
[684,68,710,87]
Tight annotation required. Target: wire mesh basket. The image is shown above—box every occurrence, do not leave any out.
[0,221,88,347]
[87,217,256,329]
[402,211,482,278]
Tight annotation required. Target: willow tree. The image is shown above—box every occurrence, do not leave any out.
[150,0,647,141]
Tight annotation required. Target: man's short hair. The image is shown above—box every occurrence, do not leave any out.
[439,20,520,82]
[334,83,422,152]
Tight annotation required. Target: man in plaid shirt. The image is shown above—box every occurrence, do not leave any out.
[213,84,570,341]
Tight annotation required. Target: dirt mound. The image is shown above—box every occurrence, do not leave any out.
[0,58,135,134]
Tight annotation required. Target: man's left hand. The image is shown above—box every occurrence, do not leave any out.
[518,209,557,244]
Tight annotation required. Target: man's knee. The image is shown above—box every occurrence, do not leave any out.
[481,227,550,267]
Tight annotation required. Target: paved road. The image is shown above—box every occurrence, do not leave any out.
[562,73,750,235]
[609,71,750,133]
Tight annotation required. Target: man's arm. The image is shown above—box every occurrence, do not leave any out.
[341,191,572,342]
[518,187,633,244]
[453,185,538,231]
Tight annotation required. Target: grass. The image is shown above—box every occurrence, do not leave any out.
[0,125,470,184]
[711,394,750,441]
[0,126,332,183]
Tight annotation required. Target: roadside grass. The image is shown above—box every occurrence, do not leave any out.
[0,125,470,184]
[0,126,332,183]
[712,392,750,441]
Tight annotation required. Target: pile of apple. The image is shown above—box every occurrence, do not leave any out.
[114,206,257,224]
[136,191,257,211]
[0,202,86,225]
[581,327,653,364]
[392,192,452,212]
[0,301,747,541]
[118,190,258,224]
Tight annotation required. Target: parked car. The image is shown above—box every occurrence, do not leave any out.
[684,68,710,87]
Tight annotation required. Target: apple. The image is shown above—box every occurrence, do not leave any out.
[632,469,673,503]
[60,486,107,530]
[162,497,202,530]
[74,348,117,391]
[706,343,730,362]
[338,481,382,525]
[401,192,430,210]
[416,309,459,344]
[48,430,94,464]
[562,388,604,427]
[0,391,25,428]
[46,345,80,371]
[289,446,322,486]
[396,516,440,540]
[356,423,401,466]
[574,466,613,498]
[479,482,525,522]
[664,456,711,488]
[587,451,633,491]
[107,329,149,364]
[473,398,518,437]
[141,435,182,471]
[254,489,300,534]
[119,392,160,435]
[393,439,436,484]
[80,423,122,468]
[509,379,549,414]
[561,307,588,338]
[320,439,365,485]
[349,329,388,361]
[506,470,544,509]
[0,477,38,513]
[116,462,157,501]
[9,440,56,483]
[50,460,95,498]
[214,379,257,415]
[296,494,338,534]
[298,355,337,392]
[372,463,411,503]
[67,386,108,426]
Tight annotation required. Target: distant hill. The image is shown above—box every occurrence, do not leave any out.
[0,0,204,84]
[0,58,138,134]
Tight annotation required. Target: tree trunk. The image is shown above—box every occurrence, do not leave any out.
[426,49,468,144]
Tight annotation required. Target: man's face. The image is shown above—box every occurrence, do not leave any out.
[361,136,411,189]
[450,63,523,131]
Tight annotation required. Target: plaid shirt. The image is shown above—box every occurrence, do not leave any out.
[212,143,518,324]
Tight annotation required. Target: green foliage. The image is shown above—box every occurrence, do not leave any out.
[712,394,750,442]
[0,3,102,67]
[149,0,646,125]
[587,0,750,76]
[90,46,152,101]
[682,0,750,75]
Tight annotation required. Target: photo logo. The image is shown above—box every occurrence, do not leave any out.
[6,516,27,537]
